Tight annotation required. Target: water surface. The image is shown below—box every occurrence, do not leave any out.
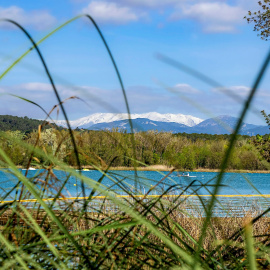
[1,169,269,216]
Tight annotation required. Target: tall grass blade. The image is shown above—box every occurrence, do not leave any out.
[244,222,257,270]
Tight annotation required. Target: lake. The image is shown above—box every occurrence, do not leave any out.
[1,169,270,216]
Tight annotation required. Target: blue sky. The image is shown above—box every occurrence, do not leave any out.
[0,0,269,125]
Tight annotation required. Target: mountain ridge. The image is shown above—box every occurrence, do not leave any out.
[0,114,267,135]
[55,112,203,129]
[86,115,269,135]
[89,118,191,133]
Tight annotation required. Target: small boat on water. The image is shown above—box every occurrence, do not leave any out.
[76,168,90,172]
[180,172,196,178]
[22,167,36,171]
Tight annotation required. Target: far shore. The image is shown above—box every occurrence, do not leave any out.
[61,165,270,174]
[15,164,270,173]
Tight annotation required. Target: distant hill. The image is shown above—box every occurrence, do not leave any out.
[55,112,203,129]
[1,114,268,136]
[244,125,270,136]
[89,118,192,133]
[53,112,269,135]
[0,115,58,133]
[87,115,269,135]
[192,115,261,135]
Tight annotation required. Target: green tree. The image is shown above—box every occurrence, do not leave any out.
[244,0,270,40]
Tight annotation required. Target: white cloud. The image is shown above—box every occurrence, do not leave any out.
[173,83,199,94]
[0,82,267,124]
[82,1,141,24]
[213,85,251,96]
[77,0,248,31]
[170,2,246,33]
[225,86,250,95]
[214,85,270,102]
[20,82,53,92]
[76,0,180,8]
[0,6,57,30]
[19,83,81,100]
[113,0,180,8]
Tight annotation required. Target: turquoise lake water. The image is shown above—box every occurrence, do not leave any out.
[1,169,270,216]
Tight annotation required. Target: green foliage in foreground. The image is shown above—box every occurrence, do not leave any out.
[2,128,269,171]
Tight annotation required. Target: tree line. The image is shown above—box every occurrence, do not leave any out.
[0,115,59,133]
[1,128,269,171]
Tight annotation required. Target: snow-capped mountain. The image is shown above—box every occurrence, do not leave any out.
[86,115,268,135]
[90,118,191,133]
[55,112,203,129]
[51,114,269,135]
[192,115,260,135]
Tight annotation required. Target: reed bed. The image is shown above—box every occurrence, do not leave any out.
[0,193,269,269]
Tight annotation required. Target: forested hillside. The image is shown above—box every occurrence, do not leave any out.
[2,128,269,171]
[0,115,58,133]
[0,115,267,170]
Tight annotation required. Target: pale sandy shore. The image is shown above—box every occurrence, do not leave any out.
[73,165,270,173]
[16,164,270,173]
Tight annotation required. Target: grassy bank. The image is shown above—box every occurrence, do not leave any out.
[0,195,269,269]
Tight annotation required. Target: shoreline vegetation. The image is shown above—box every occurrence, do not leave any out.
[3,129,270,171]
[15,164,270,174]
[71,165,270,173]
